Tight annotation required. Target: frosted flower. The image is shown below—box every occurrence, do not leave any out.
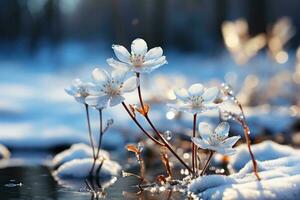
[65,79,93,104]
[107,38,167,73]
[168,83,219,114]
[85,68,138,109]
[192,122,240,155]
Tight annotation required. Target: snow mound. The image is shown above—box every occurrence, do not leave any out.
[189,154,300,199]
[229,140,300,171]
[53,158,121,178]
[52,143,110,167]
[0,144,10,159]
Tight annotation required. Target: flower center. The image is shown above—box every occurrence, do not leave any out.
[189,96,204,107]
[130,54,145,67]
[102,79,122,96]
[78,87,89,98]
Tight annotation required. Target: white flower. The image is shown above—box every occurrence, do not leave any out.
[168,83,219,114]
[192,122,240,155]
[107,38,167,73]
[65,79,93,104]
[85,68,138,109]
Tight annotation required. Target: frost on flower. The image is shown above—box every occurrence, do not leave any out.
[65,79,93,104]
[192,122,240,155]
[107,38,167,73]
[85,68,138,109]
[168,83,220,114]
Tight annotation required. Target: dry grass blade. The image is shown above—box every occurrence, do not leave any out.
[129,104,136,118]
[125,144,146,182]
[160,147,172,180]
[126,144,141,154]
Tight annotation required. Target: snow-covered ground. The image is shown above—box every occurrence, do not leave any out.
[52,143,110,167]
[52,142,121,179]
[189,141,300,199]
[53,158,121,178]
[229,140,300,171]
[0,144,10,160]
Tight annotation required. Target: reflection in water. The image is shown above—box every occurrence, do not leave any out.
[0,166,188,199]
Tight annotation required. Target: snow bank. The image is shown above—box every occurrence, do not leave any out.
[52,143,110,167]
[53,158,121,178]
[0,144,10,160]
[189,146,300,199]
[229,140,300,171]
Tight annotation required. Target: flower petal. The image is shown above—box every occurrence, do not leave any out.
[65,87,77,96]
[215,122,230,140]
[188,83,204,96]
[217,147,236,156]
[112,69,127,83]
[85,95,110,109]
[92,68,109,83]
[74,96,85,104]
[144,47,163,61]
[87,85,105,96]
[107,58,130,70]
[131,38,148,56]
[222,136,241,148]
[174,88,189,101]
[142,56,167,71]
[198,122,214,141]
[112,44,131,63]
[109,95,125,107]
[121,76,138,93]
[191,137,211,150]
[202,87,219,102]
[72,78,83,87]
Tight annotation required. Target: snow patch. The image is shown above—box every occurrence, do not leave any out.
[0,144,10,159]
[189,143,300,199]
[52,143,110,167]
[54,158,121,178]
[229,140,300,171]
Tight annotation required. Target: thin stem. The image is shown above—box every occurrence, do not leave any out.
[228,93,260,181]
[85,104,96,176]
[95,109,104,160]
[192,113,197,174]
[200,150,214,176]
[136,73,145,112]
[242,122,261,181]
[122,102,164,146]
[135,73,193,173]
[236,100,260,181]
[145,115,193,173]
[91,109,105,178]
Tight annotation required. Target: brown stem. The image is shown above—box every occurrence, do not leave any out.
[228,93,260,181]
[136,73,145,112]
[144,115,193,173]
[192,113,197,174]
[236,100,260,181]
[85,104,96,176]
[242,122,261,181]
[122,102,164,146]
[200,150,214,176]
[135,73,192,173]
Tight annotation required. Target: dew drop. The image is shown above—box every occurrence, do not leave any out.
[164,130,173,141]
[137,142,144,152]
[107,119,114,127]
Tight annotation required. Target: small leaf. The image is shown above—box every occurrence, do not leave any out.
[129,104,136,118]
[156,175,167,185]
[160,147,172,179]
[126,144,140,154]
[136,104,150,116]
